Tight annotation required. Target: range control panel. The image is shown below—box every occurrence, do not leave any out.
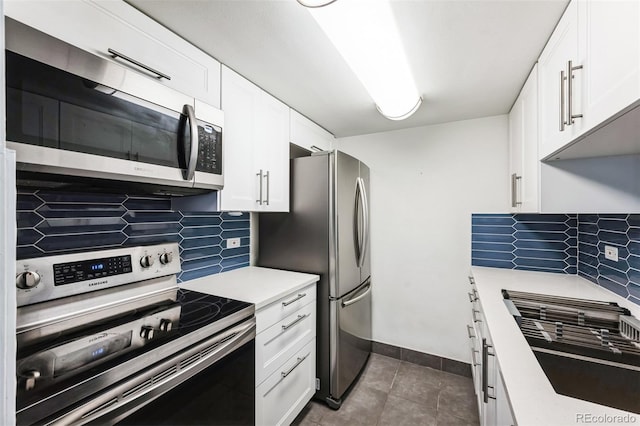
[54,255,132,286]
[16,243,180,307]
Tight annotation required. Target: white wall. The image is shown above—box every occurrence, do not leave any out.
[335,115,509,363]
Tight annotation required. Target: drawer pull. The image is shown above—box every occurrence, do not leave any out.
[467,292,477,303]
[467,325,476,339]
[282,293,306,307]
[282,314,308,330]
[471,349,479,366]
[281,354,308,378]
[472,309,482,323]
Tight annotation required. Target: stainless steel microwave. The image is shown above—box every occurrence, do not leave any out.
[5,18,223,195]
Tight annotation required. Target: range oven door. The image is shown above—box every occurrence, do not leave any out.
[5,17,223,193]
[38,318,256,426]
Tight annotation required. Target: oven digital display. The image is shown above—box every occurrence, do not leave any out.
[53,255,132,286]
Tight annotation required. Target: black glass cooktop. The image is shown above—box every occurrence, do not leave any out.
[17,289,254,409]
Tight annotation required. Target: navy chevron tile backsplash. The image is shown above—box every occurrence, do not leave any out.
[472,213,640,307]
[16,190,250,282]
[472,214,577,274]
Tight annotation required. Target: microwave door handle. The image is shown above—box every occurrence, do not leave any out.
[182,104,199,181]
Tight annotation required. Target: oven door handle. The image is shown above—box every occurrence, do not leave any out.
[182,104,199,181]
[44,318,256,425]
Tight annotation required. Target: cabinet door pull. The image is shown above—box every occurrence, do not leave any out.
[467,325,476,339]
[282,314,308,330]
[256,169,263,205]
[310,145,323,152]
[264,170,270,205]
[567,60,583,125]
[511,173,522,208]
[559,69,566,131]
[108,48,171,80]
[281,354,308,378]
[471,349,479,366]
[282,293,306,307]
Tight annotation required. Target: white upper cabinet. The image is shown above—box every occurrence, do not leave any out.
[5,0,221,108]
[219,66,290,212]
[290,110,334,153]
[537,0,582,160]
[509,65,539,213]
[577,0,640,132]
[538,0,640,160]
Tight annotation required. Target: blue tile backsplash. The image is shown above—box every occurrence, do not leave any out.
[472,213,640,307]
[16,190,250,282]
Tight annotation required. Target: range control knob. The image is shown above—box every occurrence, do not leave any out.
[159,252,173,265]
[140,326,155,340]
[24,370,41,391]
[16,271,41,289]
[159,319,173,332]
[139,255,155,268]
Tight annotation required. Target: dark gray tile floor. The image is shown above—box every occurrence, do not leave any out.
[292,354,480,426]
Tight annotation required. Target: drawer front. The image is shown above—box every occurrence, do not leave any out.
[256,302,316,385]
[256,339,316,426]
[257,283,317,333]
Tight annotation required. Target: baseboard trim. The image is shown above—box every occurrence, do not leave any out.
[372,341,472,378]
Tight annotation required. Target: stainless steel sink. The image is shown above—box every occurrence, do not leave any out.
[503,290,640,414]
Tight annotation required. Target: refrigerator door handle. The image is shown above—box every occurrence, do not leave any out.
[360,177,369,268]
[355,178,367,268]
[341,280,371,307]
[353,178,362,266]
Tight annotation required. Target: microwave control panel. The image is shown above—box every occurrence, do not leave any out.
[196,124,222,175]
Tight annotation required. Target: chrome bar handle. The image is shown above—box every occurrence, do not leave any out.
[310,145,323,152]
[468,275,475,285]
[482,338,489,403]
[468,292,475,303]
[511,173,522,208]
[471,349,479,366]
[282,314,308,330]
[354,179,363,267]
[487,385,497,400]
[108,48,171,80]
[256,169,263,205]
[568,60,583,123]
[281,354,308,378]
[342,281,371,307]
[472,309,482,323]
[467,325,476,339]
[282,293,306,307]
[264,170,270,205]
[559,69,566,131]
[360,177,370,268]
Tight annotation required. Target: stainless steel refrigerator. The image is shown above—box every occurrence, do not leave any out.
[258,150,372,409]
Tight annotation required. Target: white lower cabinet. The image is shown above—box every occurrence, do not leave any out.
[467,276,515,426]
[256,339,316,426]
[254,283,317,425]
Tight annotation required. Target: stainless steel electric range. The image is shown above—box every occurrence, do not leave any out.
[16,243,255,425]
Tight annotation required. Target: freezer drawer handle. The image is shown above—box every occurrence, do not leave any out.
[282,314,308,330]
[282,293,306,307]
[342,282,372,307]
[281,354,308,378]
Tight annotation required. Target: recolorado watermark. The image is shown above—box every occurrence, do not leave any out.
[576,413,637,424]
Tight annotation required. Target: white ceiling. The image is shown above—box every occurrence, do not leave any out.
[126,0,569,138]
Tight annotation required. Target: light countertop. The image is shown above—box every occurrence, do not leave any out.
[180,266,319,310]
[471,266,639,425]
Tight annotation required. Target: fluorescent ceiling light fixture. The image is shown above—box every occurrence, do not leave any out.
[301,0,422,120]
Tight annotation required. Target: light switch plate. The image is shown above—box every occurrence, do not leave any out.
[604,245,618,262]
[227,237,241,248]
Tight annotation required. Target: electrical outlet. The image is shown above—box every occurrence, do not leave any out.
[604,245,619,262]
[227,238,241,248]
